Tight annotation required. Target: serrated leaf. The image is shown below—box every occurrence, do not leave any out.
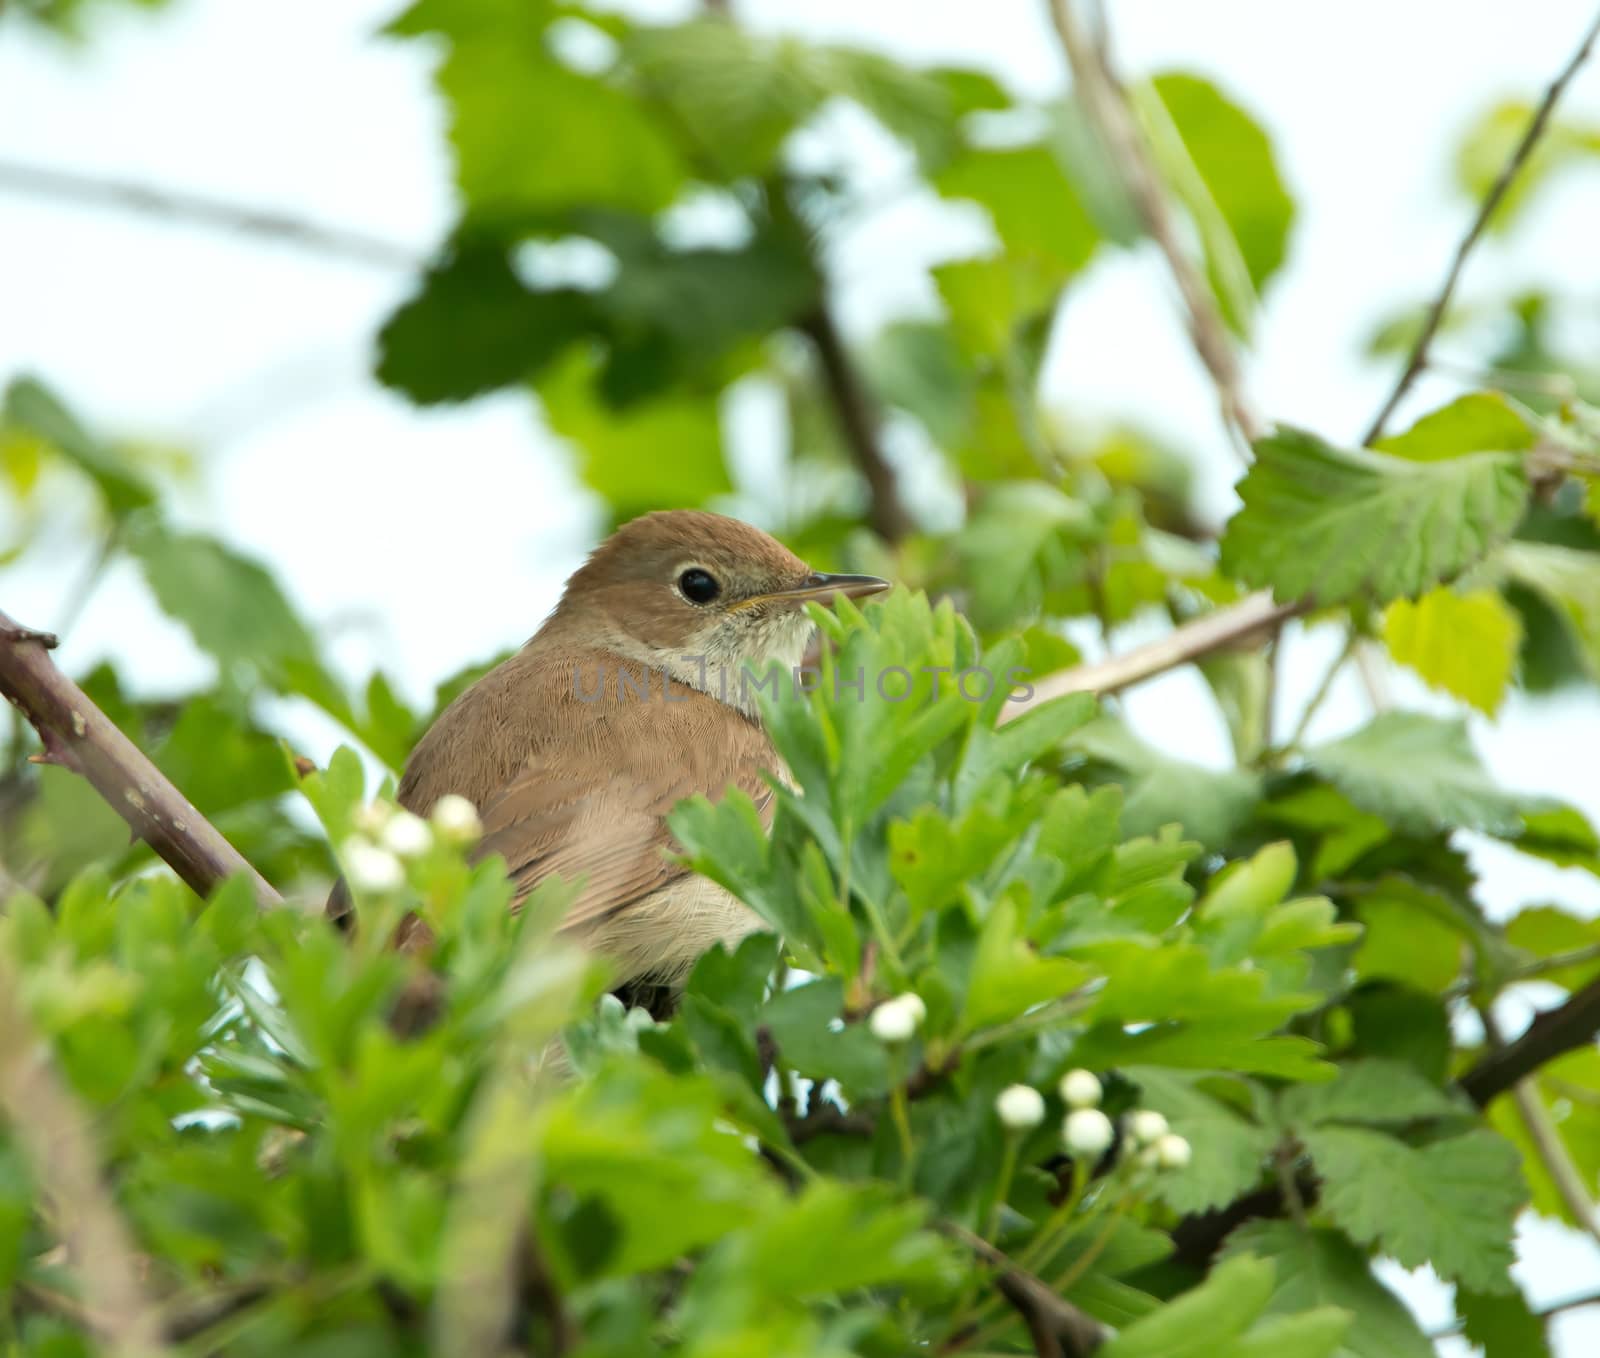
[1382,587,1521,714]
[1500,540,1600,678]
[1219,427,1528,605]
[1220,1223,1434,1358]
[1278,1059,1464,1129]
[1301,1125,1523,1292]
[1374,391,1538,461]
[1305,711,1542,837]
[964,893,1090,1033]
[1097,1254,1278,1358]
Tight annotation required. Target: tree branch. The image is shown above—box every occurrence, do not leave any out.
[1045,0,1264,448]
[1460,976,1600,1108]
[0,608,281,907]
[1361,8,1600,444]
[0,964,172,1358]
[0,157,421,270]
[801,306,915,543]
[940,1221,1107,1358]
[1003,591,1304,719]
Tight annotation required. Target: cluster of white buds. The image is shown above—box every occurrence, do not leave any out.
[868,992,927,1044]
[341,793,484,894]
[1125,1107,1191,1170]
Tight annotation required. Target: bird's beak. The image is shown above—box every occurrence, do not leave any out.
[732,572,891,611]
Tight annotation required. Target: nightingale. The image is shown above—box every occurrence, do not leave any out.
[330,510,887,1006]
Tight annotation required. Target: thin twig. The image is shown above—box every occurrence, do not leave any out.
[0,158,421,270]
[1471,1007,1600,1251]
[1002,592,1303,720]
[1460,976,1600,1108]
[0,966,172,1358]
[0,608,281,907]
[1362,8,1600,444]
[800,306,915,542]
[939,1221,1107,1358]
[1285,626,1359,750]
[1045,0,1264,447]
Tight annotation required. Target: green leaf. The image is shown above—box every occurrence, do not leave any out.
[1278,1059,1463,1129]
[437,32,686,221]
[377,242,597,403]
[1457,1287,1553,1358]
[1140,73,1295,328]
[1455,98,1600,233]
[1374,391,1538,461]
[1500,540,1600,678]
[1070,715,1261,847]
[1301,1125,1524,1292]
[3,376,155,514]
[1305,711,1542,838]
[1220,1223,1434,1358]
[1504,904,1600,989]
[539,350,729,512]
[935,143,1099,272]
[964,893,1090,1033]
[1381,587,1521,714]
[1219,427,1529,605]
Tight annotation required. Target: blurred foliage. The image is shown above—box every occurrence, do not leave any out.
[5,0,1600,1354]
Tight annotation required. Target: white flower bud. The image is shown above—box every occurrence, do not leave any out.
[995,1084,1046,1131]
[1154,1133,1192,1170]
[1058,1068,1103,1110]
[1127,1109,1169,1146]
[343,839,404,893]
[380,809,433,859]
[869,994,922,1044]
[430,793,483,845]
[352,800,394,836]
[1062,1108,1114,1158]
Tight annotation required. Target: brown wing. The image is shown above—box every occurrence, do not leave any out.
[470,683,778,934]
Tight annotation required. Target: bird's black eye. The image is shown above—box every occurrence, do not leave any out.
[678,568,721,604]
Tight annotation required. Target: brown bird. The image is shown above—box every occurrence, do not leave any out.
[331,510,887,1006]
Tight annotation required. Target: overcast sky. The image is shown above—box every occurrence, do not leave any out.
[3,1,1600,1346]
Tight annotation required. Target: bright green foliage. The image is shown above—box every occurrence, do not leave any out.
[1219,428,1529,605]
[1381,587,1522,714]
[8,2,1600,1353]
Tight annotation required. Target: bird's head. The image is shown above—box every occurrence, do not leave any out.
[546,510,888,711]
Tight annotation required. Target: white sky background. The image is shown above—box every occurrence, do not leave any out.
[3,0,1600,1348]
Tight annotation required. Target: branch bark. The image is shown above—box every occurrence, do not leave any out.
[1461,976,1600,1109]
[1046,0,1264,448]
[940,1221,1107,1358]
[1361,7,1600,444]
[0,609,281,907]
[1002,591,1305,719]
[801,305,915,543]
[0,157,421,271]
[0,965,172,1358]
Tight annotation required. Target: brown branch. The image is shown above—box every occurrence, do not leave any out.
[1461,976,1600,1108]
[0,965,172,1358]
[1045,0,1264,448]
[0,157,421,270]
[940,1221,1106,1358]
[1002,591,1304,720]
[0,609,282,907]
[1361,8,1600,444]
[801,306,915,543]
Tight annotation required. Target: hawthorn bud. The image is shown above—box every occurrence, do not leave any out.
[381,809,433,859]
[1058,1068,1103,1110]
[1127,1109,1169,1146]
[430,793,483,845]
[995,1084,1046,1131]
[1154,1133,1193,1170]
[869,994,924,1044]
[352,800,394,836]
[1062,1108,1114,1158]
[343,839,404,893]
